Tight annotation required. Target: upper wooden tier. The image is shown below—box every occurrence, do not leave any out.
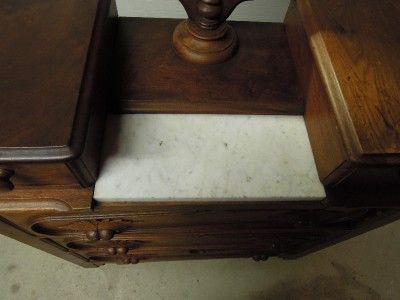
[296,0,400,164]
[0,0,112,162]
[0,0,116,186]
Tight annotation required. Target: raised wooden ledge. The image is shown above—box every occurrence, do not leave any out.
[110,18,303,115]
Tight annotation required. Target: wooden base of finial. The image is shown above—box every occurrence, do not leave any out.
[172,20,238,65]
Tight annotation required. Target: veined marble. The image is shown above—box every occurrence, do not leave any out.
[94,115,326,202]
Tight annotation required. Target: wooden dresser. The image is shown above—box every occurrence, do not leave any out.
[0,0,399,267]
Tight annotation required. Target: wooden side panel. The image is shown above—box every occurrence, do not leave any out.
[285,1,349,185]
[0,0,99,149]
[69,0,118,187]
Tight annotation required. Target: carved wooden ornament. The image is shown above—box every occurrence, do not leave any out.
[173,0,251,64]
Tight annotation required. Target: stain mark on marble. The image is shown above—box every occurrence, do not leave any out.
[159,141,163,146]
[10,283,20,294]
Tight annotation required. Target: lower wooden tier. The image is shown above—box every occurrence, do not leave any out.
[1,197,398,266]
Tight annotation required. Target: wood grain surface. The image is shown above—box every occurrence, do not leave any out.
[111,18,303,115]
[286,0,400,188]
[296,0,400,162]
[0,0,115,165]
[0,0,98,149]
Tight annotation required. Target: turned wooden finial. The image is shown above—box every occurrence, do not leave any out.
[173,0,251,64]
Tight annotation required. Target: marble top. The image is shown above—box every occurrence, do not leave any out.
[94,114,326,202]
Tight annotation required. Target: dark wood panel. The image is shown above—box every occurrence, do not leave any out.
[67,0,118,186]
[0,0,117,186]
[0,0,98,149]
[111,18,303,115]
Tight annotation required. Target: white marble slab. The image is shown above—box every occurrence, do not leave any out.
[94,115,326,202]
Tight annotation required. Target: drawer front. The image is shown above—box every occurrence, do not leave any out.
[29,208,377,238]
[65,232,325,265]
[28,208,385,265]
[30,210,322,238]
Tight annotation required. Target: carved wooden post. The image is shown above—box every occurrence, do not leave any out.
[173,0,251,64]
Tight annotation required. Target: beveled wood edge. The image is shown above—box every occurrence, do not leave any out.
[0,146,81,163]
[0,147,98,188]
